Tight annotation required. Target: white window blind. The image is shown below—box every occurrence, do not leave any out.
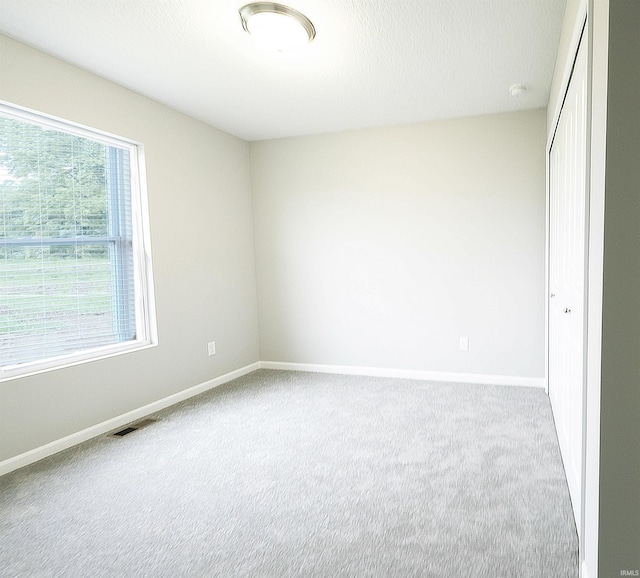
[0,102,155,378]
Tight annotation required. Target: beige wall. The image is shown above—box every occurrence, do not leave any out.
[251,110,547,379]
[0,35,260,462]
[597,1,640,573]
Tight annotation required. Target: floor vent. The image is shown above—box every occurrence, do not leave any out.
[110,418,158,437]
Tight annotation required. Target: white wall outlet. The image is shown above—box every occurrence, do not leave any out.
[459,336,469,351]
[208,341,216,356]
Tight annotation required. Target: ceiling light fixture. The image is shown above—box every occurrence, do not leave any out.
[239,2,316,52]
[509,84,528,98]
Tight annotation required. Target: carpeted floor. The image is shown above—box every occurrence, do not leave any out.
[0,369,578,577]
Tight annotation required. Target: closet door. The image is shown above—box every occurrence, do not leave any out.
[548,30,588,536]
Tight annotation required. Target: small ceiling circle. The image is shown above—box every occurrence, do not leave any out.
[239,3,316,52]
[509,84,528,98]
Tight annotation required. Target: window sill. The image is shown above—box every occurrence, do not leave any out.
[0,339,158,383]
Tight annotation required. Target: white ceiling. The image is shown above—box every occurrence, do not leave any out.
[0,0,566,141]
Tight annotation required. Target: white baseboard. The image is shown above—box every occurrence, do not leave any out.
[0,362,260,477]
[260,361,545,389]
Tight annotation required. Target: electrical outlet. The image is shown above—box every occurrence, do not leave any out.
[459,336,469,352]
[208,341,216,356]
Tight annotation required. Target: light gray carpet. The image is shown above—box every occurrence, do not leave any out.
[0,369,578,577]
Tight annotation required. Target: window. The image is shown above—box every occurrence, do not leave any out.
[0,101,156,380]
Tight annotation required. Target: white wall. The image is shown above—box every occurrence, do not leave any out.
[251,110,547,380]
[0,35,260,463]
[585,0,605,573]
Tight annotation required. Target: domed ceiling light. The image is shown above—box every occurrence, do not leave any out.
[509,84,528,98]
[239,3,316,52]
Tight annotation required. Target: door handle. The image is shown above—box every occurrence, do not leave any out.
[564,308,571,314]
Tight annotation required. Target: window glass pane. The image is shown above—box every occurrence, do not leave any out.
[0,109,143,371]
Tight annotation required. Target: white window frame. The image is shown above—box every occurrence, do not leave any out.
[0,100,157,382]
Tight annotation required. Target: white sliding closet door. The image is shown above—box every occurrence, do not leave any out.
[548,29,588,536]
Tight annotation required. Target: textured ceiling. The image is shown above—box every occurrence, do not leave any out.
[0,0,566,141]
